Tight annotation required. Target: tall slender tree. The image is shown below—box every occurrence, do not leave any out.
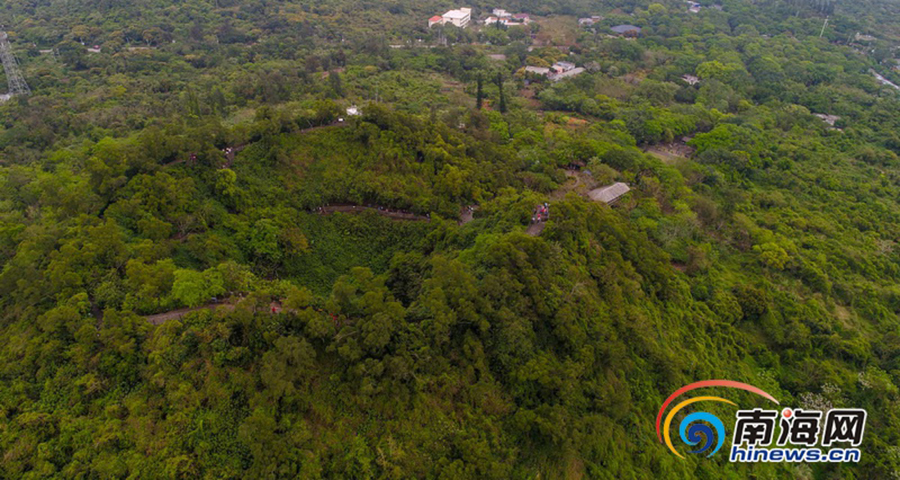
[328,71,344,98]
[476,74,484,110]
[496,73,507,113]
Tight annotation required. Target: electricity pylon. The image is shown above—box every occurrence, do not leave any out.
[0,31,30,97]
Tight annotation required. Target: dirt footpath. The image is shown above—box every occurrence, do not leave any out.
[144,303,235,325]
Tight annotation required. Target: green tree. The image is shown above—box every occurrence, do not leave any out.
[246,219,283,264]
[171,268,226,307]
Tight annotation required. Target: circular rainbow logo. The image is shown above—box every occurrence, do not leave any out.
[656,380,780,458]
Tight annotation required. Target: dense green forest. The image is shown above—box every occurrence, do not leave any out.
[2,0,900,478]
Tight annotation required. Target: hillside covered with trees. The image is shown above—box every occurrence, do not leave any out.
[2,0,900,478]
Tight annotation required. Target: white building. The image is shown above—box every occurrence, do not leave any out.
[681,74,700,85]
[813,113,840,126]
[441,8,472,28]
[552,61,576,73]
[492,8,510,18]
[484,16,530,27]
[550,67,585,82]
[578,15,604,26]
[524,66,551,75]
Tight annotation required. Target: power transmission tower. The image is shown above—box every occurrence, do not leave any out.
[0,31,31,97]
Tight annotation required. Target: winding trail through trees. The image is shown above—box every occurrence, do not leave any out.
[643,143,694,164]
[144,303,235,325]
[142,204,477,324]
[525,222,546,236]
[458,205,477,225]
[223,144,246,167]
[317,205,430,221]
[140,174,614,323]
[166,120,350,168]
[526,171,586,236]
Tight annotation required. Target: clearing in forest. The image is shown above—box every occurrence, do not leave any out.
[644,140,695,164]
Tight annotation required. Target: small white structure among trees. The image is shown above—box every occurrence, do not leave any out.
[588,183,631,204]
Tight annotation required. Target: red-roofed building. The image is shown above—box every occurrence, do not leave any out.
[428,15,443,27]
